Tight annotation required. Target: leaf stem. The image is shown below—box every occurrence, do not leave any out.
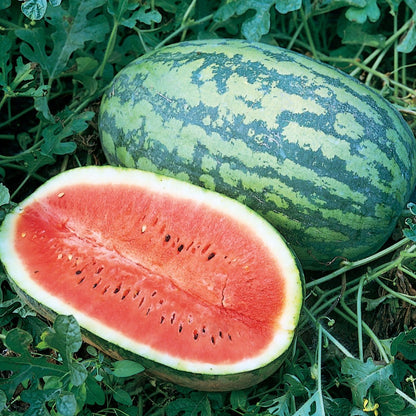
[393,12,399,96]
[395,388,416,408]
[299,6,317,58]
[357,275,365,362]
[316,325,325,407]
[349,16,413,78]
[304,307,355,358]
[155,13,214,50]
[286,18,305,51]
[339,298,390,363]
[94,17,119,79]
[375,277,416,306]
[180,0,197,41]
[305,238,410,289]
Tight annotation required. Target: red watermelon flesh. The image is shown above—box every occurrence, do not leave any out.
[0,166,302,379]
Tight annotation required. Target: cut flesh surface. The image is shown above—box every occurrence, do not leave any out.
[0,167,302,374]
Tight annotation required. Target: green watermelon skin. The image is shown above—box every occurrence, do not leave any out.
[99,39,416,270]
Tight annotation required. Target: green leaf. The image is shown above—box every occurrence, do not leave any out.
[121,6,162,28]
[71,382,87,412]
[34,93,54,122]
[69,360,88,387]
[350,408,368,415]
[391,328,416,360]
[374,388,406,415]
[45,139,77,155]
[37,315,89,386]
[214,0,284,41]
[397,13,416,53]
[76,56,99,74]
[323,397,353,416]
[274,0,302,14]
[21,149,56,173]
[4,327,34,357]
[39,111,94,159]
[266,393,291,415]
[11,57,34,89]
[0,184,10,206]
[0,390,6,412]
[84,374,106,406]
[241,2,272,41]
[0,34,12,87]
[341,357,396,406]
[113,388,133,406]
[229,389,248,410]
[0,0,11,9]
[318,0,366,8]
[16,0,109,79]
[166,392,212,416]
[263,373,309,415]
[153,0,178,13]
[21,0,48,20]
[20,387,58,416]
[362,294,393,311]
[136,7,162,25]
[341,21,386,47]
[111,360,145,377]
[37,315,83,359]
[345,0,381,23]
[0,329,65,400]
[403,216,416,240]
[56,391,78,416]
[216,0,302,40]
[292,391,325,416]
[0,316,94,412]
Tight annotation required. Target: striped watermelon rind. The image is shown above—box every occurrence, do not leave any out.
[99,39,416,270]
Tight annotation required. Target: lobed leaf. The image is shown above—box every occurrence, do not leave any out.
[37,315,83,359]
[397,12,416,53]
[120,6,162,28]
[391,328,416,360]
[214,0,302,41]
[341,357,396,407]
[274,0,302,14]
[292,391,325,416]
[166,392,212,416]
[0,328,65,400]
[345,0,381,23]
[229,389,248,410]
[17,0,110,79]
[20,387,58,416]
[21,0,48,20]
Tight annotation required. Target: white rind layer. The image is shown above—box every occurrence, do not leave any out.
[0,166,303,375]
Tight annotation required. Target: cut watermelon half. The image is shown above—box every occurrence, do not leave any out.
[0,166,303,390]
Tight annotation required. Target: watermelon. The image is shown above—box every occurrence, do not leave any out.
[98,39,416,270]
[0,166,303,391]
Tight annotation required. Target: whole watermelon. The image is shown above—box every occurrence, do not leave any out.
[98,39,416,270]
